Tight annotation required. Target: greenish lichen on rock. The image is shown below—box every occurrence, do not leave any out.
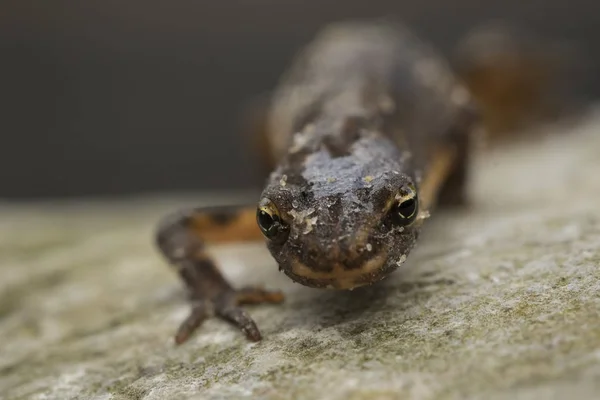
[1,111,600,399]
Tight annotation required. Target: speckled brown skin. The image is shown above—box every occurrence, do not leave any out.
[260,21,477,289]
[155,20,479,343]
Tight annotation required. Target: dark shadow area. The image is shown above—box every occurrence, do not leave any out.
[282,266,456,337]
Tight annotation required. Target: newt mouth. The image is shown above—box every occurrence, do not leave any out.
[286,251,390,289]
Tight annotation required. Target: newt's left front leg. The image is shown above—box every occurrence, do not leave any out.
[155,205,284,344]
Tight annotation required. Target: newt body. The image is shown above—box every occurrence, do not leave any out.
[156,20,478,344]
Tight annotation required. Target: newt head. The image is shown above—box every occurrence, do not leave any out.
[256,117,428,290]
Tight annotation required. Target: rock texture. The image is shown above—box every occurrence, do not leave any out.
[1,110,600,400]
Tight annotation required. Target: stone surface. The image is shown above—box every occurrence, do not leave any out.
[1,110,600,400]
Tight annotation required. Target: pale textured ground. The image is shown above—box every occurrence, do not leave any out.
[1,110,600,400]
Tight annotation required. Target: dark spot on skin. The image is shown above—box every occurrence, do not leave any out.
[209,211,239,225]
[279,163,311,188]
[288,242,334,273]
[336,231,388,271]
[300,256,335,273]
[321,135,353,158]
[340,115,370,141]
[355,187,372,200]
[320,115,372,158]
[286,146,313,167]
[292,98,325,133]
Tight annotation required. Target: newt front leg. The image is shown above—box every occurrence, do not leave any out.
[155,205,284,344]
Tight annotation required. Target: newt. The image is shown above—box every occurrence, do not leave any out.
[155,20,479,344]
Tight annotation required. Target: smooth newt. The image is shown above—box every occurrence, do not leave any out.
[155,20,479,344]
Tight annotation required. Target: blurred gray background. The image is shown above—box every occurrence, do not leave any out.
[1,0,597,199]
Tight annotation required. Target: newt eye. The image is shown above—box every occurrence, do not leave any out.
[387,184,418,226]
[257,198,289,243]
